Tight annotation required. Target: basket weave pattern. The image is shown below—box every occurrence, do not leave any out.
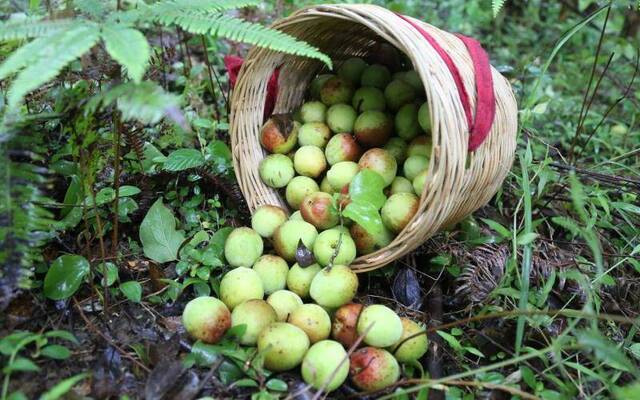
[230,4,518,272]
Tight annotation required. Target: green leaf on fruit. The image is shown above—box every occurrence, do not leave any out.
[348,169,387,209]
[140,198,185,263]
[343,201,385,237]
[43,255,90,300]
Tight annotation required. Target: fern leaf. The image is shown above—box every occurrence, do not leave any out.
[85,82,185,126]
[102,25,150,83]
[156,0,261,13]
[0,36,52,80]
[6,24,101,108]
[74,0,108,17]
[149,10,331,67]
[0,18,76,41]
[492,0,507,17]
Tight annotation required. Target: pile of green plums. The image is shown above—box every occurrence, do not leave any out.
[257,56,433,257]
[181,221,428,392]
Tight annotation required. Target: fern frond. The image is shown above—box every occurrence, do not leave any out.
[0,35,52,80]
[492,0,507,17]
[147,9,331,67]
[74,0,108,17]
[165,0,262,12]
[101,25,150,83]
[6,24,101,108]
[85,81,184,126]
[0,18,76,42]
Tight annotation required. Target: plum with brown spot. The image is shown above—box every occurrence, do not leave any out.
[259,114,299,154]
[349,347,400,392]
[182,296,231,344]
[331,303,363,348]
[354,111,393,148]
[325,133,362,165]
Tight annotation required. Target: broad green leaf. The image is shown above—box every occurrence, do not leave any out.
[481,218,511,238]
[516,232,538,246]
[615,382,640,400]
[98,262,118,286]
[206,140,232,174]
[119,281,142,303]
[102,26,150,82]
[612,201,640,215]
[43,255,90,300]
[163,149,205,171]
[343,201,385,237]
[348,169,387,209]
[139,198,185,263]
[142,142,165,172]
[4,357,40,373]
[94,185,140,205]
[41,345,71,360]
[265,379,288,391]
[44,330,78,345]
[39,372,90,400]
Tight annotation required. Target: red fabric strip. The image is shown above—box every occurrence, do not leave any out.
[396,14,496,151]
[224,55,279,120]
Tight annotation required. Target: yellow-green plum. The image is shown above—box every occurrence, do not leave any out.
[289,210,303,220]
[252,255,289,294]
[388,318,428,363]
[325,133,362,165]
[407,136,432,158]
[224,227,263,267]
[288,303,331,343]
[313,229,357,266]
[300,101,327,123]
[285,176,319,210]
[338,57,368,84]
[259,154,294,188]
[320,176,334,193]
[182,296,231,344]
[266,290,303,321]
[349,347,400,391]
[331,303,364,348]
[257,322,310,371]
[352,86,386,112]
[273,220,318,262]
[259,115,299,154]
[384,79,416,111]
[310,74,334,99]
[395,103,420,140]
[231,299,277,345]
[326,104,357,134]
[251,205,287,238]
[356,304,403,347]
[358,148,397,187]
[354,111,392,148]
[412,169,429,196]
[298,122,331,148]
[349,223,393,255]
[383,137,408,164]
[219,267,264,310]
[381,192,419,233]
[320,76,354,106]
[403,155,429,181]
[389,176,414,195]
[418,102,431,132]
[287,262,321,298]
[302,340,350,392]
[310,265,358,308]
[300,191,339,230]
[327,161,360,192]
[294,145,326,178]
[360,64,391,89]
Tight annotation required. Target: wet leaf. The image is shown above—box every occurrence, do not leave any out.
[140,198,185,263]
[348,169,387,209]
[119,281,142,303]
[295,239,316,267]
[43,255,90,300]
[392,268,423,309]
[343,201,385,237]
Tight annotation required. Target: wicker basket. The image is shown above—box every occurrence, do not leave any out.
[229,4,518,272]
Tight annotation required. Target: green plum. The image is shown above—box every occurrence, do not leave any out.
[358,148,397,187]
[259,154,294,188]
[326,161,360,192]
[273,220,318,262]
[356,304,402,347]
[251,205,287,238]
[287,262,322,298]
[182,296,231,344]
[349,347,400,391]
[224,227,263,267]
[231,299,277,345]
[313,229,357,266]
[300,101,327,123]
[298,122,331,148]
[310,265,359,308]
[320,76,354,106]
[353,111,392,148]
[381,192,419,233]
[395,103,420,140]
[302,340,349,391]
[288,303,331,343]
[388,318,428,362]
[252,255,289,294]
[294,145,326,178]
[259,115,299,154]
[360,64,391,89]
[285,176,319,210]
[384,79,416,111]
[338,57,368,84]
[266,290,303,322]
[403,155,429,181]
[219,267,264,310]
[352,86,386,112]
[325,133,362,165]
[326,104,357,134]
[257,322,310,371]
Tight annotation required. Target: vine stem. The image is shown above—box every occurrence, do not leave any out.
[112,112,122,255]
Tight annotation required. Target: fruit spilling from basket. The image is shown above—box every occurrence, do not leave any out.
[181,57,431,393]
[258,57,433,255]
